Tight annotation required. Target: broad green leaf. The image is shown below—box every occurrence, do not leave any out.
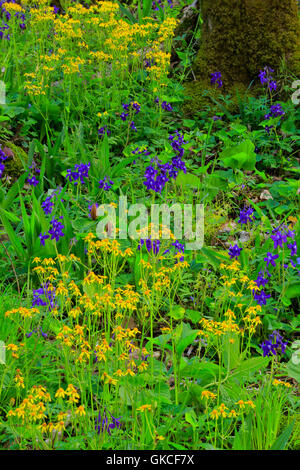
[176,171,201,189]
[286,361,300,383]
[284,282,300,299]
[270,421,295,450]
[169,305,185,321]
[230,356,270,383]
[219,140,256,171]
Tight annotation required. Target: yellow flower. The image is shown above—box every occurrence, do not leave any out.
[55,421,66,432]
[137,404,152,413]
[201,390,217,400]
[236,400,245,409]
[55,388,66,399]
[75,405,86,416]
[210,409,220,420]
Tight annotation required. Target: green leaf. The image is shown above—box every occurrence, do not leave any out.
[286,361,300,383]
[186,309,201,324]
[185,410,197,429]
[0,209,26,260]
[270,421,295,450]
[111,154,137,178]
[198,246,227,270]
[2,173,26,210]
[169,305,185,320]
[219,140,256,171]
[284,282,300,299]
[176,171,201,189]
[222,332,240,370]
[230,357,270,384]
[116,0,137,23]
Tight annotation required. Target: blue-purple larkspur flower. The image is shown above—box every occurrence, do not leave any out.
[48,217,65,242]
[138,238,160,255]
[261,331,287,357]
[253,289,271,306]
[39,232,50,246]
[228,244,242,259]
[210,72,223,88]
[264,252,279,268]
[27,175,39,186]
[95,409,121,436]
[66,163,90,186]
[99,176,114,191]
[238,207,255,227]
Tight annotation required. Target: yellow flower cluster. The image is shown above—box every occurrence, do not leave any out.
[5,307,40,319]
[199,317,240,337]
[272,379,292,388]
[7,383,85,435]
[209,400,255,420]
[14,369,25,388]
[6,343,24,359]
[19,1,176,105]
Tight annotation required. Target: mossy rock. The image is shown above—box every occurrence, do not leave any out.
[184,0,300,115]
[1,142,28,182]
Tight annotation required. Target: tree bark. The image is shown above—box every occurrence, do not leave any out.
[193,0,300,89]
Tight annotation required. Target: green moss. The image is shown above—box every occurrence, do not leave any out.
[185,0,300,114]
[1,142,27,181]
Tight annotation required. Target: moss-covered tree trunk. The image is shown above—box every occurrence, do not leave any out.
[188,0,300,105]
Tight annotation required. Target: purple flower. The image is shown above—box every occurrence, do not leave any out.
[26,326,48,339]
[98,125,110,137]
[42,196,55,216]
[138,238,160,255]
[258,66,277,91]
[27,175,39,186]
[287,242,297,257]
[264,252,279,268]
[0,145,8,178]
[161,100,173,112]
[66,163,90,185]
[228,244,242,259]
[255,270,270,288]
[264,103,285,120]
[120,112,128,121]
[99,176,114,191]
[95,409,121,436]
[265,125,274,134]
[130,121,137,132]
[39,232,50,246]
[48,217,65,242]
[253,289,271,306]
[172,240,185,261]
[211,72,223,88]
[152,0,173,10]
[238,207,255,227]
[269,80,277,92]
[131,101,141,114]
[261,331,287,357]
[169,130,188,158]
[32,282,56,311]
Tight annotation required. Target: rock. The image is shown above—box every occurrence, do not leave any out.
[260,190,273,200]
